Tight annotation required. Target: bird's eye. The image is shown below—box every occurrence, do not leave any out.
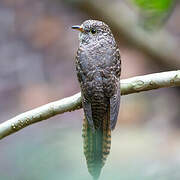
[90,28,96,34]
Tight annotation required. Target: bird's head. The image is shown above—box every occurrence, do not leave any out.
[72,20,113,44]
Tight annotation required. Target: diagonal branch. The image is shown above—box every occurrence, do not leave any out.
[0,70,180,140]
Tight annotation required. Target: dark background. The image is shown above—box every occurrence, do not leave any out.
[0,0,180,179]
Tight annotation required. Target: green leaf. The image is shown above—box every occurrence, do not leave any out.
[132,0,173,12]
[131,0,175,29]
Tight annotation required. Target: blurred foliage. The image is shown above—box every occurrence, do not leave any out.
[133,0,173,11]
[131,0,176,29]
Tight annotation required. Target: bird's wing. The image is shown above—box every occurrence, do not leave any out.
[110,79,120,130]
[82,96,94,129]
[76,49,94,129]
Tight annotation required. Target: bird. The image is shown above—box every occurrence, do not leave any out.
[72,20,121,180]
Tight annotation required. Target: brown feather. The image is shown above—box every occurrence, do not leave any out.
[82,107,111,180]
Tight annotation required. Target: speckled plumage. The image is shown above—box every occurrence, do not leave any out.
[74,20,121,180]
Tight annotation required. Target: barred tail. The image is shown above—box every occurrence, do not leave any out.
[82,109,111,180]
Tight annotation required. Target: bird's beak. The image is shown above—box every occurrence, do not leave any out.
[72,25,84,32]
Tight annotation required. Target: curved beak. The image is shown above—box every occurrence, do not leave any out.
[72,25,84,32]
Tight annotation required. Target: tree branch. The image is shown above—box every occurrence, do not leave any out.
[0,70,180,140]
